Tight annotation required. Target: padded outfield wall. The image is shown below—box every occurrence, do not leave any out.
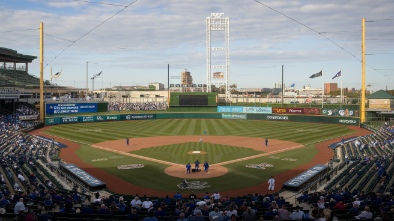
[45,112,359,126]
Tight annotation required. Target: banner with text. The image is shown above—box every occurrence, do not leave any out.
[221,113,247,119]
[272,107,304,114]
[243,107,272,114]
[217,106,243,113]
[322,109,359,117]
[46,103,98,114]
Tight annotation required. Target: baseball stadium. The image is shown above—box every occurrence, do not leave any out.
[1,2,394,221]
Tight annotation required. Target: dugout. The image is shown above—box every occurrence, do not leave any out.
[60,164,106,191]
[282,164,328,191]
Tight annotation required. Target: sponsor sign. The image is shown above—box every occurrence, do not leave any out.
[46,103,98,114]
[283,164,327,187]
[303,108,321,115]
[338,119,359,125]
[105,115,120,121]
[80,116,94,122]
[272,108,287,114]
[217,106,243,113]
[222,113,247,119]
[170,84,175,88]
[322,109,359,117]
[61,164,105,187]
[61,117,79,123]
[45,118,58,125]
[272,108,304,114]
[266,115,289,120]
[288,108,304,114]
[122,114,155,120]
[243,107,272,114]
[19,115,39,120]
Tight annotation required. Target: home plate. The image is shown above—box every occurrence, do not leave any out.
[192,151,201,154]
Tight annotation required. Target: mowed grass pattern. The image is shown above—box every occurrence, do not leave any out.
[44,119,352,144]
[131,142,261,164]
[43,119,354,194]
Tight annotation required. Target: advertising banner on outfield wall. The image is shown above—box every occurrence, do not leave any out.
[121,114,156,120]
[46,103,98,114]
[272,108,304,114]
[243,107,272,114]
[303,108,321,115]
[217,106,243,113]
[265,115,289,120]
[61,116,79,123]
[221,113,247,119]
[322,109,359,117]
[94,115,120,121]
[45,118,60,125]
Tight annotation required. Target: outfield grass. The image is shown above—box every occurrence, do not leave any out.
[43,119,353,194]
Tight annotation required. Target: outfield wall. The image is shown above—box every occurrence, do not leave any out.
[45,112,359,126]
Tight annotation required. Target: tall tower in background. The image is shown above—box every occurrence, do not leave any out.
[181,69,193,92]
[206,13,229,98]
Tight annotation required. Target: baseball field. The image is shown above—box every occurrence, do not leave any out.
[33,118,370,197]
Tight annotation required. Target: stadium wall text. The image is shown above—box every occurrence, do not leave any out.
[45,113,359,126]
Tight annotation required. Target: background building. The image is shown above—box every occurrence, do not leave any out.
[181,70,193,86]
[325,83,338,94]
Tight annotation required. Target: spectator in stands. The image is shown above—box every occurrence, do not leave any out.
[14,198,26,214]
[188,211,205,221]
[142,197,154,210]
[333,200,347,210]
[98,203,110,214]
[297,191,309,203]
[143,211,158,221]
[174,192,183,200]
[226,206,237,217]
[278,204,290,220]
[289,206,304,220]
[347,203,360,216]
[44,196,54,211]
[212,191,221,202]
[354,206,373,219]
[242,207,256,221]
[317,196,326,209]
[209,207,221,221]
[177,213,188,221]
[126,208,139,221]
[130,196,142,209]
[117,200,127,213]
[0,196,10,207]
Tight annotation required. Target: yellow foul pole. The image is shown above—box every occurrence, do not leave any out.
[361,18,366,123]
[39,22,44,122]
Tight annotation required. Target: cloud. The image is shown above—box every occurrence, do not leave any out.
[1,0,393,90]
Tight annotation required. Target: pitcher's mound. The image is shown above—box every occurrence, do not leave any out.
[165,164,228,178]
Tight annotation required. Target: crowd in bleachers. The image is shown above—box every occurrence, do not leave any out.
[108,102,168,111]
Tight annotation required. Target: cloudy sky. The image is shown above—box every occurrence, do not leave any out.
[1,0,393,91]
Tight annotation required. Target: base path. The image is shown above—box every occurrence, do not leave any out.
[30,125,371,198]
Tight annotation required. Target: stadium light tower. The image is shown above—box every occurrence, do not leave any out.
[206,13,230,98]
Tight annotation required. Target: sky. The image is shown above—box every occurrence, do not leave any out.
[1,0,393,92]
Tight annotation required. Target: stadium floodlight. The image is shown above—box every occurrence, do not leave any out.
[206,13,229,101]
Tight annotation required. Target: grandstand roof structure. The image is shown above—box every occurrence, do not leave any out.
[367,90,394,99]
[0,47,36,63]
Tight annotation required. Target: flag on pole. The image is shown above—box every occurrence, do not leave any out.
[332,71,341,79]
[95,71,102,77]
[290,83,295,88]
[52,69,62,78]
[309,70,322,78]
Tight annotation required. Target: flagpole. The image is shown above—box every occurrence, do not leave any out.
[322,70,324,108]
[340,70,343,109]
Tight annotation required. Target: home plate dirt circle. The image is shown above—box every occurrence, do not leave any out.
[164,164,228,178]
